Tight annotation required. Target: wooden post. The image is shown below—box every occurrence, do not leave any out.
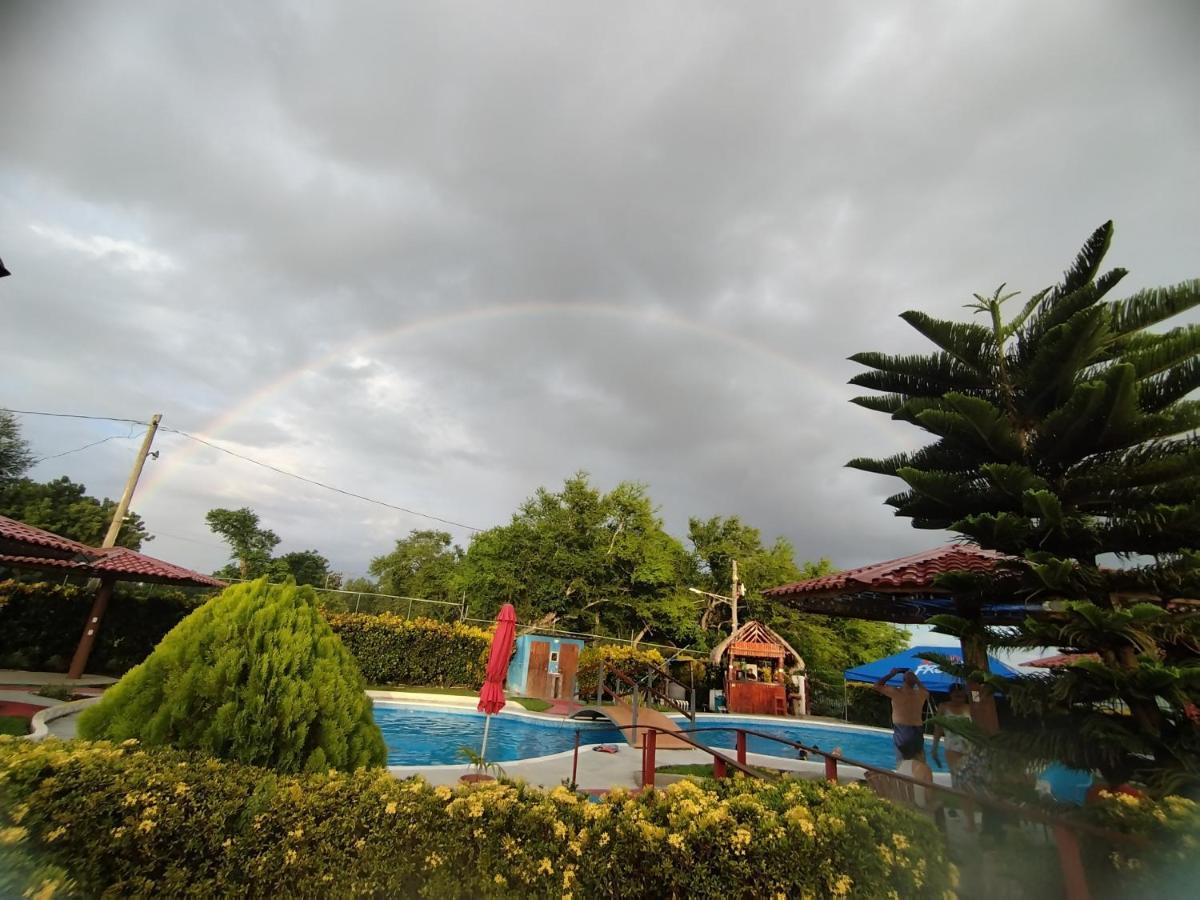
[100,414,161,549]
[1053,824,1091,900]
[642,730,657,788]
[67,575,116,679]
[730,559,740,631]
[713,756,728,779]
[736,730,747,766]
[824,754,838,782]
[571,730,580,789]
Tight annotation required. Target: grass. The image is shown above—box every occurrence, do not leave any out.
[656,763,714,777]
[0,715,30,736]
[366,684,553,713]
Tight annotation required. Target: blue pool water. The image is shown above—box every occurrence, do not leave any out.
[375,705,623,765]
[372,704,944,770]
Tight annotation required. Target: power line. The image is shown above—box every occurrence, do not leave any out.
[159,426,483,533]
[0,407,147,426]
[31,424,140,465]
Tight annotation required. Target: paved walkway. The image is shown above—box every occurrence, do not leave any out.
[0,669,116,687]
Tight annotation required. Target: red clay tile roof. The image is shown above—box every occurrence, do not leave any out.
[1026,652,1097,668]
[89,547,225,588]
[765,544,1010,598]
[0,515,92,556]
[0,514,224,588]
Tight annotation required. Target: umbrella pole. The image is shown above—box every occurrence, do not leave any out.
[480,714,492,763]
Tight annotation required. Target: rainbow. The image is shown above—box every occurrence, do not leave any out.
[139,301,871,505]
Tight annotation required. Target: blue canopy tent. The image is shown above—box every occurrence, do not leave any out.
[844,645,1021,694]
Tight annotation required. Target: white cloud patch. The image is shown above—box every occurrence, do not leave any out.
[29,223,175,274]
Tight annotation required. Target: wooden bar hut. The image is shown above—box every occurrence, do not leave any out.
[710,620,805,715]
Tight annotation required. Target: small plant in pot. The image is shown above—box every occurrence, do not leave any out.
[458,746,505,784]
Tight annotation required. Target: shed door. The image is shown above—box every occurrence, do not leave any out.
[526,640,552,699]
[557,644,579,700]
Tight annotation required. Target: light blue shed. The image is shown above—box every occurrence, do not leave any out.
[506,633,585,700]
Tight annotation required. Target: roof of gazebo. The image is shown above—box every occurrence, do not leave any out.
[763,544,1033,625]
[710,620,805,670]
[1027,652,1097,668]
[0,515,224,588]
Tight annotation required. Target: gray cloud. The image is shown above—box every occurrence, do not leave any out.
[3,0,1198,583]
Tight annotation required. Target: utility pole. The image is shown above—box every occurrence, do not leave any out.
[68,413,161,679]
[100,413,162,548]
[730,559,741,631]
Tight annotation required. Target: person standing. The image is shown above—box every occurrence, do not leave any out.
[872,666,930,762]
[930,683,972,781]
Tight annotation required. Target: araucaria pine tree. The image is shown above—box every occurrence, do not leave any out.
[79,578,387,773]
[847,221,1200,792]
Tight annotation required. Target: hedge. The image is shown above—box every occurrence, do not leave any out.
[0,580,207,676]
[0,583,491,688]
[0,738,955,898]
[325,613,492,687]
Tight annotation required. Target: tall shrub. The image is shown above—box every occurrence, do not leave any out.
[576,644,665,697]
[848,222,1200,790]
[78,578,385,773]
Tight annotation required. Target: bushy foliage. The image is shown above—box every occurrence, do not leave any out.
[326,613,492,687]
[0,476,151,549]
[848,222,1200,790]
[0,580,206,675]
[0,738,954,899]
[78,579,385,773]
[1079,791,1200,898]
[576,644,666,697]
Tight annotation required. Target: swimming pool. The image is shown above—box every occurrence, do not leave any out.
[372,703,944,770]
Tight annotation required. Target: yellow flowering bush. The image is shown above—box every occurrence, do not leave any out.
[325,614,492,687]
[0,738,953,898]
[1078,790,1200,898]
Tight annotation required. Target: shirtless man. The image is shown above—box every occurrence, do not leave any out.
[872,666,930,762]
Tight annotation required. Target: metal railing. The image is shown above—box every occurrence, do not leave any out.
[567,722,1147,900]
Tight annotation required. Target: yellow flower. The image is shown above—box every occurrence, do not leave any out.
[597,832,610,848]
[174,782,190,797]
[385,801,398,814]
[1116,793,1141,807]
[426,852,444,868]
[731,827,752,852]
[0,826,27,846]
[831,874,853,897]
[434,785,453,801]
[137,820,156,833]
[285,849,298,865]
[553,821,568,840]
[892,833,909,850]
[537,858,554,875]
[494,873,507,886]
[667,833,685,850]
[46,826,68,842]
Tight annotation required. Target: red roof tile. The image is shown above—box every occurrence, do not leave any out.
[765,544,1010,597]
[0,516,92,555]
[89,547,225,588]
[0,514,224,588]
[1026,652,1097,668]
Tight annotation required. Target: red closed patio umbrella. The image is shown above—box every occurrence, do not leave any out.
[477,603,517,763]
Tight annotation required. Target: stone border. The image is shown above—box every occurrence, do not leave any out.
[28,696,100,741]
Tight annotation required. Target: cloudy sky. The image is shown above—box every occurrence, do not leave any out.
[3,0,1199,611]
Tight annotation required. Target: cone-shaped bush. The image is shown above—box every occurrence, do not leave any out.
[78,578,386,773]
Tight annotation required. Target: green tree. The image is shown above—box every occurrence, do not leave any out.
[0,476,150,549]
[78,578,386,773]
[205,507,280,579]
[687,516,904,668]
[270,549,333,587]
[0,411,33,482]
[848,221,1200,790]
[369,530,463,602]
[455,473,700,644]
